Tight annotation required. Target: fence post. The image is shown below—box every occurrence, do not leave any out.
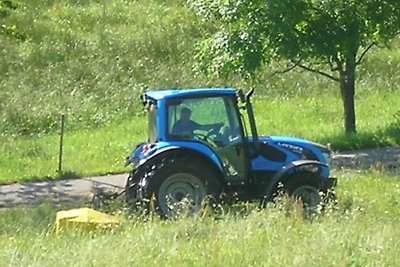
[58,113,65,174]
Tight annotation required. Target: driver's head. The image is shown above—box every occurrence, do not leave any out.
[180,107,191,122]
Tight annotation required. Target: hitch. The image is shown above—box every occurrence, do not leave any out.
[90,186,126,209]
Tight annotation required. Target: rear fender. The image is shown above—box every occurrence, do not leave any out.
[133,146,225,186]
[127,141,222,167]
[263,160,328,200]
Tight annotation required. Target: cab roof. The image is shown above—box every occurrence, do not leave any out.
[145,88,238,101]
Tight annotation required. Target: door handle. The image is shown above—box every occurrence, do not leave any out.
[235,144,241,156]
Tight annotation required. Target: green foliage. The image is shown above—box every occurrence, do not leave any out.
[0,118,147,183]
[189,0,400,133]
[391,110,400,128]
[1,0,399,137]
[0,0,18,18]
[189,0,400,77]
[0,0,25,40]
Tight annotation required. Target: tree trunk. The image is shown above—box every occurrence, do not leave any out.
[339,62,357,134]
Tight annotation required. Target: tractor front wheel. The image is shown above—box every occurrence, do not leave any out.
[285,175,322,210]
[290,184,322,209]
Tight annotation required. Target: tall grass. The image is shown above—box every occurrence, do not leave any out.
[1,173,400,266]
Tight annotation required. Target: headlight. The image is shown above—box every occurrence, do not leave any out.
[125,155,140,168]
[322,152,331,166]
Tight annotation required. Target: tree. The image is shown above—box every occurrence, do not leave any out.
[0,0,25,40]
[189,0,400,133]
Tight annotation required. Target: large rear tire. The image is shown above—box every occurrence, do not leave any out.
[125,169,148,213]
[140,157,220,218]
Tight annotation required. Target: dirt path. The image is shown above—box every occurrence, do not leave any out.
[331,146,400,173]
[1,147,399,208]
[0,174,127,208]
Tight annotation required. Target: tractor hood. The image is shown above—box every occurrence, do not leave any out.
[258,135,332,165]
[266,136,330,152]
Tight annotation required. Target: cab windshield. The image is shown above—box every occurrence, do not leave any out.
[167,96,243,147]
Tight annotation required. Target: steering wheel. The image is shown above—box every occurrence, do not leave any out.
[193,132,209,142]
[193,130,223,148]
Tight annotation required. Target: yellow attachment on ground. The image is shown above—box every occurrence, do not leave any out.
[56,207,119,235]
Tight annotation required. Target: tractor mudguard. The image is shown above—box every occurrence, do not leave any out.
[125,144,226,201]
[263,160,329,200]
[127,141,223,169]
[134,145,225,184]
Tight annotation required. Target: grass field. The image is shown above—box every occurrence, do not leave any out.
[1,172,399,266]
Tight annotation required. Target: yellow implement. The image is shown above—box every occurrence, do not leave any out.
[56,207,119,235]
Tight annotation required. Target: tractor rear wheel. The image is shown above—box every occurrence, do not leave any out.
[141,157,220,218]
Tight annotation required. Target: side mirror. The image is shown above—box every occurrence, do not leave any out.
[245,88,254,102]
[139,94,147,106]
[236,90,246,103]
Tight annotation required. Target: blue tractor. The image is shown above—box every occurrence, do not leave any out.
[126,88,336,217]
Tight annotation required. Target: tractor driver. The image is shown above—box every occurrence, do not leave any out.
[172,107,223,139]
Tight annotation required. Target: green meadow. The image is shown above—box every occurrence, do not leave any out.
[1,172,400,266]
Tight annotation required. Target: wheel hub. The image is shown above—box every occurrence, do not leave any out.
[158,172,207,217]
[292,185,322,208]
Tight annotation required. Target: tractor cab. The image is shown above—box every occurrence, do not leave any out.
[140,89,251,182]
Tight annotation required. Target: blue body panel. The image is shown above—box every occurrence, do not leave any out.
[130,135,330,180]
[250,139,298,172]
[250,136,330,178]
[146,88,237,101]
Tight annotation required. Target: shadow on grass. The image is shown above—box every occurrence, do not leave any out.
[320,125,400,151]
[318,125,400,174]
[9,171,83,185]
[58,171,81,180]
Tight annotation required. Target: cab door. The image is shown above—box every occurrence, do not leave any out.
[167,95,249,182]
[213,97,248,182]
